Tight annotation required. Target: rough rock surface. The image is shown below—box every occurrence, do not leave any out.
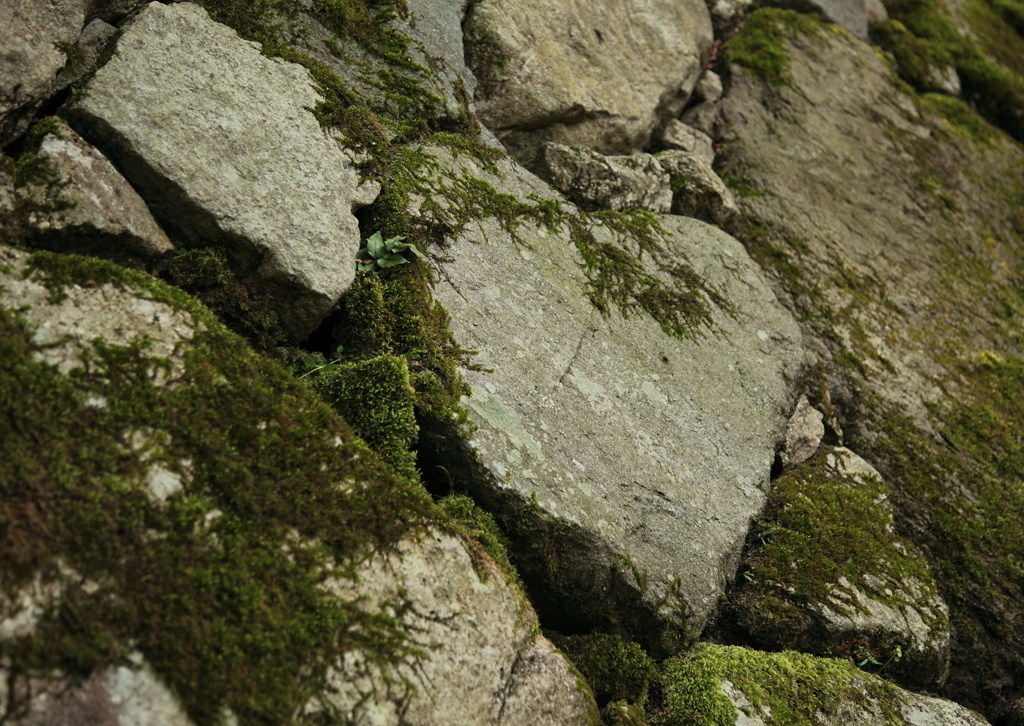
[779,394,825,467]
[419,147,802,654]
[19,120,173,261]
[537,143,672,213]
[764,0,868,39]
[68,2,379,340]
[662,644,987,726]
[0,244,591,725]
[0,0,87,147]
[694,71,725,105]
[313,531,597,725]
[656,150,740,230]
[464,0,714,169]
[718,21,1024,717]
[658,120,716,166]
[721,447,950,691]
[56,17,117,91]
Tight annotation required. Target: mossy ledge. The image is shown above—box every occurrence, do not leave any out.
[1,249,438,725]
[722,9,834,89]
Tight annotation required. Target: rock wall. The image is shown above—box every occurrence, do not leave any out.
[2,0,1024,723]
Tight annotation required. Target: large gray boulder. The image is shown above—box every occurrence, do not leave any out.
[0,0,87,147]
[762,0,869,39]
[464,0,714,169]
[68,2,379,340]
[17,119,173,261]
[417,147,802,655]
[0,244,593,725]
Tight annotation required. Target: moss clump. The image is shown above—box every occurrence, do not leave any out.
[165,248,283,351]
[437,494,525,598]
[920,92,1004,145]
[1,249,436,725]
[723,9,826,88]
[876,0,1024,141]
[312,355,421,482]
[550,632,656,707]
[652,644,902,726]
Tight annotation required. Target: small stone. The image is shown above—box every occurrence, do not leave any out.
[537,142,672,213]
[694,70,724,104]
[656,149,740,230]
[780,394,825,468]
[659,119,715,166]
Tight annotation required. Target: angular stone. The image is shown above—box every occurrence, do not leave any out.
[20,120,173,261]
[658,120,715,166]
[694,70,725,104]
[420,147,802,655]
[926,64,962,96]
[0,0,87,147]
[865,0,888,23]
[780,394,825,467]
[721,446,951,692]
[312,531,597,725]
[56,18,117,91]
[681,100,723,138]
[464,0,714,169]
[68,2,379,340]
[656,150,740,230]
[537,143,672,213]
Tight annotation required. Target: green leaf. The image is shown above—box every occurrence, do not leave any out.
[383,234,407,253]
[335,345,345,355]
[322,363,337,374]
[376,254,409,268]
[303,358,317,368]
[366,231,386,259]
[355,249,373,261]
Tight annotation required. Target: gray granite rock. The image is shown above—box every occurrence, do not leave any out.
[465,0,714,170]
[656,149,740,230]
[764,0,868,39]
[537,143,672,212]
[419,146,801,655]
[780,394,825,467]
[19,120,173,261]
[658,120,716,166]
[0,0,87,147]
[68,2,379,340]
[694,70,725,104]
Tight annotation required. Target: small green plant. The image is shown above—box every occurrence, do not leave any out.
[356,231,426,271]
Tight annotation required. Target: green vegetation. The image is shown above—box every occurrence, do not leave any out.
[550,632,656,707]
[652,644,901,726]
[723,9,826,88]
[872,0,1024,141]
[920,92,1003,145]
[857,354,1024,643]
[355,231,426,271]
[1,250,436,725]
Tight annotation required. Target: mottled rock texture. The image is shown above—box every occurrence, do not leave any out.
[537,143,672,213]
[69,2,378,340]
[0,0,87,147]
[18,120,172,261]
[465,0,714,169]
[417,146,801,655]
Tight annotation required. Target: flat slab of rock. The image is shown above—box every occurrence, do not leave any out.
[464,0,713,169]
[423,148,802,654]
[68,2,379,340]
[0,0,86,147]
[20,120,172,261]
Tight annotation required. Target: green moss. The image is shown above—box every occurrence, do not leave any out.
[437,494,525,593]
[870,19,956,90]
[723,9,825,88]
[652,644,902,726]
[920,92,1003,145]
[312,355,421,482]
[1,250,437,725]
[857,355,1024,628]
[879,0,1024,141]
[549,632,656,706]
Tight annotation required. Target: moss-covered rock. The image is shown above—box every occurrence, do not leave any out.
[718,446,949,691]
[0,244,594,725]
[652,644,988,726]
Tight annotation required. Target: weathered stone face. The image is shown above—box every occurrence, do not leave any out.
[0,0,87,147]
[419,146,801,655]
[67,2,379,340]
[464,0,714,169]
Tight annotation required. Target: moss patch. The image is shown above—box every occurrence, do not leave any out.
[723,9,827,89]
[549,632,656,707]
[1,250,437,725]
[651,644,901,726]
